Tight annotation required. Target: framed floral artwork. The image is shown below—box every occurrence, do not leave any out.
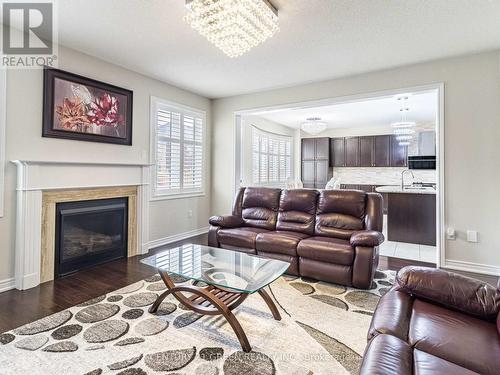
[43,67,133,145]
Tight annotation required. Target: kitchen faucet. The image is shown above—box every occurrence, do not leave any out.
[401,169,414,190]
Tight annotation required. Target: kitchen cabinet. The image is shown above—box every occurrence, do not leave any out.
[390,135,408,167]
[387,192,436,246]
[301,138,315,161]
[330,138,345,167]
[330,134,404,168]
[374,135,391,167]
[301,138,331,189]
[345,137,359,167]
[359,136,374,167]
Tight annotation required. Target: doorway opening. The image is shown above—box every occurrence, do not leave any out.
[234,84,444,267]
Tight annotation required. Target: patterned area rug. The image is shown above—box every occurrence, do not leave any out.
[0,270,394,375]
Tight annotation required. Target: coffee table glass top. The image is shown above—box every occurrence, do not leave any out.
[140,244,290,294]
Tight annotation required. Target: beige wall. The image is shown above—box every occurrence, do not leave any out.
[212,51,500,271]
[0,46,211,283]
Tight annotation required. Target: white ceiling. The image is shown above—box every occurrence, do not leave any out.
[56,0,500,98]
[255,91,437,129]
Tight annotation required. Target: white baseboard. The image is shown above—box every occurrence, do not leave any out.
[443,259,500,277]
[147,226,209,250]
[0,277,15,293]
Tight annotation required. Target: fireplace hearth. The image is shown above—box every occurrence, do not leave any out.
[55,197,128,278]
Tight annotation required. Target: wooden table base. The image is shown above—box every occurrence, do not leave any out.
[148,270,281,352]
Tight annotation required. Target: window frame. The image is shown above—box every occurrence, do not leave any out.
[251,126,293,187]
[150,96,206,201]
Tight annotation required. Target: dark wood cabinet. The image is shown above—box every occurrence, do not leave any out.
[345,137,359,167]
[301,138,315,160]
[330,135,402,168]
[387,193,436,246]
[374,135,391,167]
[359,136,374,167]
[301,138,331,189]
[390,135,408,167]
[315,137,330,160]
[330,138,345,167]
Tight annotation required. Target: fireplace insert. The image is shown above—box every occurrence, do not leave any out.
[54,197,128,278]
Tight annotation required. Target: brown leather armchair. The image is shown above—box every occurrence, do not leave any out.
[208,187,384,289]
[360,266,500,374]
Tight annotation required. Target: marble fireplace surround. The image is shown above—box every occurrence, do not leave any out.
[12,160,151,290]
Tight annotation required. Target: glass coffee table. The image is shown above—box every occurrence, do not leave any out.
[141,244,290,352]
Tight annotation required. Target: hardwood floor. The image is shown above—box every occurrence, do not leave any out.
[0,235,497,333]
[0,234,207,333]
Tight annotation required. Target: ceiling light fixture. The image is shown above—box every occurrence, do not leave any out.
[391,96,416,146]
[184,0,279,58]
[301,117,327,135]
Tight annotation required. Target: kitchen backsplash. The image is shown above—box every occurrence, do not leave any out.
[332,167,436,185]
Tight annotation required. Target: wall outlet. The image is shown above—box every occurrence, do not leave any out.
[188,209,193,218]
[467,230,478,243]
[446,227,456,240]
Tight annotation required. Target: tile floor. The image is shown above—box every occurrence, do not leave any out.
[379,215,437,263]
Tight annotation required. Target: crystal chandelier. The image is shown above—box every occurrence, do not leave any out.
[391,95,416,146]
[184,0,279,58]
[301,117,327,135]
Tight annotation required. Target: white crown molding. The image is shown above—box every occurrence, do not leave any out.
[148,226,209,250]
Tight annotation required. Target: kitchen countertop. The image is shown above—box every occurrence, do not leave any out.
[376,185,436,194]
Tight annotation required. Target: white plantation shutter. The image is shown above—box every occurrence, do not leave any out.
[252,126,293,186]
[152,98,205,197]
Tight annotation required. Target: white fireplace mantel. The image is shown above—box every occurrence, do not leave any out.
[12,160,152,290]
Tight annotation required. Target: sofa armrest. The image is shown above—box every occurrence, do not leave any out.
[350,230,384,247]
[396,266,500,321]
[208,215,244,228]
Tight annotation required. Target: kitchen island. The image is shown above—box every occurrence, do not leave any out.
[376,186,436,246]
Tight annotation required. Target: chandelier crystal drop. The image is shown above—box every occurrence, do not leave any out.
[184,0,279,58]
[301,117,327,135]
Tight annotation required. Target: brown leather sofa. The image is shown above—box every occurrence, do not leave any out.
[360,266,500,375]
[208,187,384,289]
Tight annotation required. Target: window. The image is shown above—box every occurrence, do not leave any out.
[151,97,205,199]
[252,127,292,185]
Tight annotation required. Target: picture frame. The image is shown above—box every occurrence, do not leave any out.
[43,67,133,145]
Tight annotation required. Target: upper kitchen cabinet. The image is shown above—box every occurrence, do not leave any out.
[345,137,360,167]
[315,137,330,160]
[373,135,391,167]
[301,138,316,160]
[390,135,408,167]
[330,137,345,167]
[359,136,374,167]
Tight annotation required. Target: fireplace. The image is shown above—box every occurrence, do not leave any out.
[54,197,129,278]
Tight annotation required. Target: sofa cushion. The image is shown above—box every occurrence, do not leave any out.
[241,187,281,230]
[256,251,299,276]
[409,299,500,374]
[413,349,479,375]
[315,190,367,239]
[297,236,354,265]
[217,227,269,251]
[299,258,352,286]
[256,231,309,256]
[276,189,318,234]
[360,334,413,375]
